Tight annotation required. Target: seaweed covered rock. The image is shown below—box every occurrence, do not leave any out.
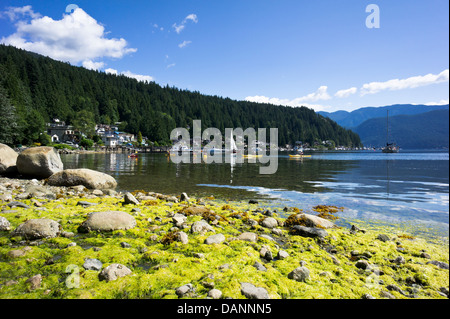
[78,211,136,233]
[240,282,270,299]
[0,143,18,176]
[0,216,11,231]
[99,263,132,282]
[48,168,117,190]
[11,218,61,240]
[286,213,336,229]
[290,225,329,238]
[16,147,63,179]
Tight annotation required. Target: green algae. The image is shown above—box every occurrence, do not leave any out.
[0,192,448,299]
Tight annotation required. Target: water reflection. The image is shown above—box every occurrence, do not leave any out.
[61,151,449,236]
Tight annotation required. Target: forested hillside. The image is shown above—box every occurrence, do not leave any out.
[0,45,361,147]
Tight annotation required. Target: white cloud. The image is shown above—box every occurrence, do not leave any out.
[424,99,449,106]
[245,86,331,111]
[335,87,357,98]
[1,5,41,21]
[1,6,137,67]
[105,68,153,82]
[82,60,105,70]
[178,40,192,48]
[360,69,449,96]
[172,13,198,34]
[166,63,176,69]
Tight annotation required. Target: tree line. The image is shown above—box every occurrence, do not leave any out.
[0,44,362,148]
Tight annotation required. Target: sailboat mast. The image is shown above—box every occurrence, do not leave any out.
[386,110,389,145]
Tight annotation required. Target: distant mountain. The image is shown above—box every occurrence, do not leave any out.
[353,109,449,149]
[319,104,449,129]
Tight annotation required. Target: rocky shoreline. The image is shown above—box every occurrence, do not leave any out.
[0,144,449,299]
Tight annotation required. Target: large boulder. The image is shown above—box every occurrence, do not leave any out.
[48,168,117,189]
[0,143,18,176]
[291,225,329,238]
[98,264,132,282]
[291,213,336,229]
[78,211,136,233]
[11,219,61,240]
[16,147,63,179]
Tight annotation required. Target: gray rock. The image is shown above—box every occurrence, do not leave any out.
[253,261,267,271]
[277,250,289,259]
[288,266,310,282]
[175,231,189,244]
[48,168,117,189]
[377,234,390,242]
[11,219,61,240]
[208,288,222,299]
[76,201,98,207]
[427,260,449,270]
[392,256,406,265]
[240,282,270,299]
[204,233,225,245]
[0,143,18,176]
[238,232,258,242]
[191,220,215,234]
[355,260,370,270]
[172,213,187,227]
[0,216,11,231]
[7,201,30,209]
[78,211,136,233]
[291,225,329,238]
[261,217,278,229]
[289,213,336,229]
[180,192,190,201]
[26,274,42,290]
[83,258,103,271]
[17,147,63,179]
[99,263,132,282]
[176,283,194,297]
[123,192,140,205]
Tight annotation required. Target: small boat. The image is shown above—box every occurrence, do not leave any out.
[129,153,138,158]
[289,154,311,158]
[382,110,399,153]
[243,154,262,158]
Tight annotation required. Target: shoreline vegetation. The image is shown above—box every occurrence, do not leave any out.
[0,145,449,299]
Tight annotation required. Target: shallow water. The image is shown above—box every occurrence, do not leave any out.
[61,150,449,237]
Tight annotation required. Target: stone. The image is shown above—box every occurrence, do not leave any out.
[83,258,103,271]
[99,263,132,282]
[208,289,222,299]
[180,192,190,201]
[179,206,211,215]
[11,219,61,240]
[175,231,189,244]
[8,249,26,258]
[26,274,42,290]
[7,201,30,209]
[377,234,390,242]
[17,147,63,179]
[172,213,187,227]
[123,192,140,205]
[238,232,258,242]
[261,217,278,229]
[253,261,267,271]
[277,250,289,259]
[392,256,406,265]
[78,211,136,233]
[427,260,449,270]
[240,282,270,299]
[290,213,336,229]
[0,143,18,176]
[47,168,117,189]
[204,233,225,245]
[191,220,215,234]
[0,216,11,231]
[248,200,259,204]
[176,283,194,297]
[76,201,98,207]
[355,260,370,270]
[288,266,310,282]
[291,225,329,238]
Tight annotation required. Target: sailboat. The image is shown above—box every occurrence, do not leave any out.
[382,110,399,153]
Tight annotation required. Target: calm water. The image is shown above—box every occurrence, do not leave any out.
[61,150,449,237]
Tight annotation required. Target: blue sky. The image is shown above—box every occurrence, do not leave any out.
[0,0,448,112]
